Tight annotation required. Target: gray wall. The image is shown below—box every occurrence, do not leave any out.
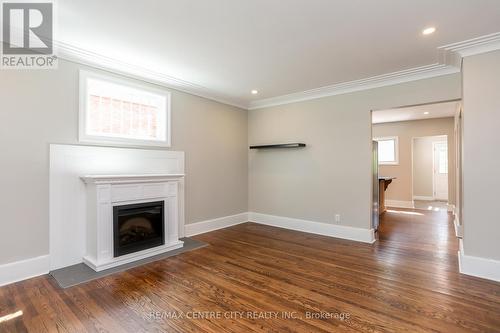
[462,50,500,260]
[249,74,461,229]
[373,118,455,204]
[0,59,248,264]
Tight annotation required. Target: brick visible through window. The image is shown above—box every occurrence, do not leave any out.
[88,95,159,139]
[81,72,170,146]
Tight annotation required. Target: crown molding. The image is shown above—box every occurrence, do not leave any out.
[439,32,500,66]
[54,32,500,112]
[250,32,500,110]
[248,64,459,110]
[54,41,249,110]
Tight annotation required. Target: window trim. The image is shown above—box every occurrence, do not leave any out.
[79,70,171,148]
[374,136,399,165]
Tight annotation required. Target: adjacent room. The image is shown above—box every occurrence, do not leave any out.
[372,101,458,213]
[371,102,461,271]
[1,1,500,332]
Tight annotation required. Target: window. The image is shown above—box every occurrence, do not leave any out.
[79,70,171,147]
[374,136,399,165]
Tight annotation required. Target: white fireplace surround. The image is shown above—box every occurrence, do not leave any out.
[81,174,184,271]
[49,145,185,270]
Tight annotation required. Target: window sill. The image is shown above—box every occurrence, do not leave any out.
[79,136,171,149]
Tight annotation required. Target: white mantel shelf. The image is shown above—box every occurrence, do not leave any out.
[81,174,185,184]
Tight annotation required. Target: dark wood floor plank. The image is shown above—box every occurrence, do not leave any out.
[171,249,423,332]
[1,208,500,332]
[147,255,354,332]
[194,235,500,332]
[61,285,133,333]
[122,267,255,333]
[205,222,500,305]
[201,228,500,308]
[84,271,185,333]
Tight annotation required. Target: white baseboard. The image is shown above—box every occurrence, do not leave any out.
[412,196,434,201]
[385,200,415,209]
[458,240,500,282]
[0,255,50,287]
[185,212,249,237]
[249,212,375,244]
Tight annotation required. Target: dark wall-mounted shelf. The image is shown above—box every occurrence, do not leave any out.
[249,143,306,150]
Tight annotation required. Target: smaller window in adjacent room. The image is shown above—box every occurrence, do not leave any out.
[79,70,171,147]
[375,136,399,165]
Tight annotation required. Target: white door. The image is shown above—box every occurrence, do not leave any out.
[433,142,448,201]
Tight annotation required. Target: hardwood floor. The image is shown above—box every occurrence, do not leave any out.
[1,209,500,332]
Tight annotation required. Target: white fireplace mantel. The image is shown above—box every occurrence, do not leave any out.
[81,174,185,184]
[81,173,185,271]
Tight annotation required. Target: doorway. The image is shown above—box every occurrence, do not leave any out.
[433,141,449,201]
[412,135,449,208]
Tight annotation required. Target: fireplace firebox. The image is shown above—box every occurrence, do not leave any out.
[113,201,165,257]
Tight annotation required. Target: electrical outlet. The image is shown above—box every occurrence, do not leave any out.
[335,214,341,224]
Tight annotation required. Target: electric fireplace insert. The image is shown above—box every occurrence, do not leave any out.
[113,201,165,257]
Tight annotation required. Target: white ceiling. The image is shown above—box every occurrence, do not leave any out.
[57,1,500,108]
[372,101,459,124]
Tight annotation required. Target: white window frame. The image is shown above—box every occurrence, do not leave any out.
[374,136,399,165]
[79,70,171,148]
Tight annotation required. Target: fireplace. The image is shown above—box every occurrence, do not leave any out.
[81,174,183,271]
[113,201,165,257]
